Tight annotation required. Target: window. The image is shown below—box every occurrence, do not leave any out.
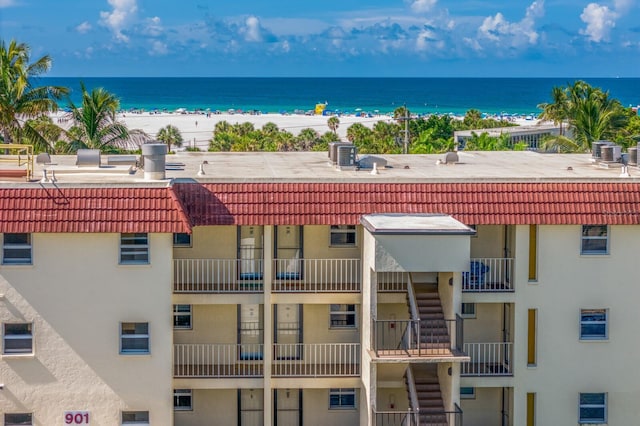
[173,305,192,329]
[4,413,32,426]
[581,225,608,255]
[120,322,149,354]
[330,304,356,328]
[461,303,476,318]
[527,309,537,366]
[528,225,538,281]
[579,393,606,423]
[329,388,356,409]
[527,393,536,426]
[3,323,33,355]
[174,389,193,411]
[580,309,608,340]
[460,387,475,399]
[121,411,149,425]
[330,225,356,246]
[2,233,32,265]
[173,233,191,247]
[120,233,149,264]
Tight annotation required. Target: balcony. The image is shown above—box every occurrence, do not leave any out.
[462,258,514,292]
[272,258,360,292]
[173,344,263,377]
[373,317,464,358]
[272,343,360,377]
[461,342,513,376]
[174,259,263,293]
[377,272,409,292]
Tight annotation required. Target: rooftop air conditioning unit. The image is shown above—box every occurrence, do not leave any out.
[336,145,357,170]
[592,140,614,159]
[628,147,638,166]
[328,142,353,165]
[600,145,621,163]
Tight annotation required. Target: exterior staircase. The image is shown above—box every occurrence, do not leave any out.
[409,369,449,426]
[413,285,450,352]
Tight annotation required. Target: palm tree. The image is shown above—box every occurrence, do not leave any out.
[327,116,340,135]
[65,82,147,152]
[537,86,569,135]
[156,124,183,152]
[0,39,69,150]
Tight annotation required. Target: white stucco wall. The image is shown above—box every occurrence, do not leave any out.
[0,233,174,426]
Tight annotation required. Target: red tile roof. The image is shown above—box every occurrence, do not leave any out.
[0,187,191,233]
[174,182,640,226]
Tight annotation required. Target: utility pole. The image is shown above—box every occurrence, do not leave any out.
[404,104,409,154]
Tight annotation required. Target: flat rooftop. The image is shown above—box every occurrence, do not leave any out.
[1,150,639,186]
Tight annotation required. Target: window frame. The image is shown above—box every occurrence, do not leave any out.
[174,389,193,411]
[580,309,608,341]
[329,225,357,247]
[3,323,33,355]
[173,233,192,247]
[329,304,356,329]
[581,225,609,255]
[460,387,476,399]
[119,233,149,265]
[119,322,150,355]
[121,411,149,425]
[579,392,607,424]
[2,233,32,265]
[173,305,192,330]
[4,413,33,426]
[461,303,476,319]
[329,388,356,410]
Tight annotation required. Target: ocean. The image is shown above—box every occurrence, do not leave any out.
[40,77,640,116]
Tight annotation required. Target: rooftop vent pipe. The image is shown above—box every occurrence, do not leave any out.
[141,143,168,180]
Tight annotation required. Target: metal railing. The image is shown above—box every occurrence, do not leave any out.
[174,259,264,293]
[272,258,360,292]
[462,342,513,376]
[406,367,420,415]
[272,343,360,377]
[373,316,463,357]
[462,258,514,292]
[173,343,263,377]
[419,404,463,426]
[374,410,419,426]
[377,272,409,292]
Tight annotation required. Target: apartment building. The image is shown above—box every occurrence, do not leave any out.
[1,148,640,425]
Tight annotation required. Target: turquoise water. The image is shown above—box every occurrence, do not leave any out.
[39,77,640,116]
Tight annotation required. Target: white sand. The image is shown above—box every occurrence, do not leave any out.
[52,111,540,152]
[118,112,389,151]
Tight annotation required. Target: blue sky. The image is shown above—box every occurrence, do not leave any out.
[0,0,639,77]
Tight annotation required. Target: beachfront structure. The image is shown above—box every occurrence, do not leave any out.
[1,148,640,426]
[454,123,563,151]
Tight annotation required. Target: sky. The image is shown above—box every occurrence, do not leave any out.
[0,0,638,77]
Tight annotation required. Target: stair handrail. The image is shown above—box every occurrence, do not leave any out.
[406,278,421,353]
[405,365,420,425]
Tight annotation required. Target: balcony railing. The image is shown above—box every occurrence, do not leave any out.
[174,259,263,293]
[373,410,418,426]
[272,259,360,292]
[462,342,513,376]
[373,316,464,357]
[173,343,263,377]
[462,258,514,292]
[377,272,409,292]
[272,343,360,377]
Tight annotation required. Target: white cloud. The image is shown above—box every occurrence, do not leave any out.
[243,16,262,42]
[150,40,168,56]
[464,37,483,51]
[580,3,616,42]
[99,0,138,42]
[478,0,544,46]
[416,28,438,51]
[579,0,633,43]
[0,0,16,7]
[410,0,437,13]
[143,16,163,37]
[76,21,92,34]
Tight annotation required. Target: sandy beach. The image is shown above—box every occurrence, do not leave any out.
[53,111,540,151]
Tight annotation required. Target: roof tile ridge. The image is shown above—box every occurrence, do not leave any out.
[167,184,193,234]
